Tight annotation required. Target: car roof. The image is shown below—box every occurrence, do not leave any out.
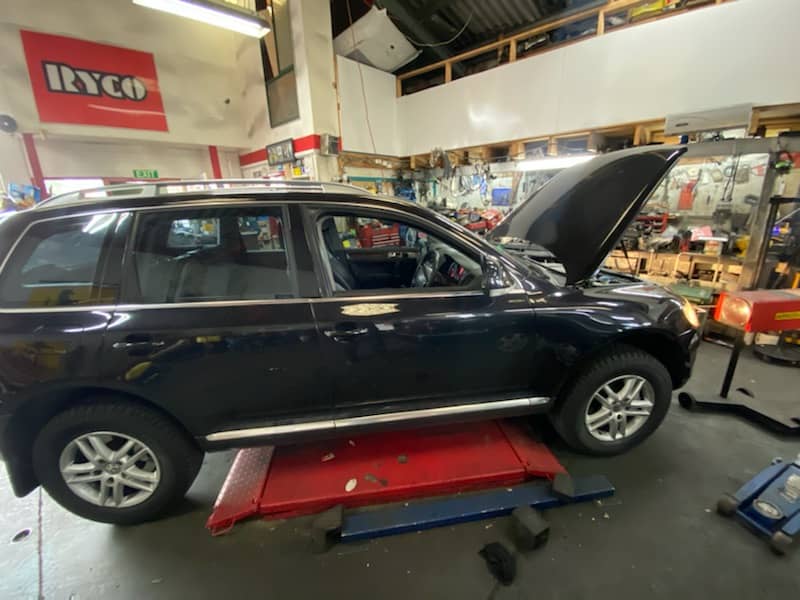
[35,179,370,211]
[26,179,456,229]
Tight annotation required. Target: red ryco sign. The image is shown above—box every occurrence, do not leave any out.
[20,30,168,131]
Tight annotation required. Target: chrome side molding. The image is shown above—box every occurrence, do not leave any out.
[205,396,551,443]
[205,420,334,443]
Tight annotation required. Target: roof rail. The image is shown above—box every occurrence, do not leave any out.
[38,178,367,208]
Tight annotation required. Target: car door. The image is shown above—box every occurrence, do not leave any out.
[100,203,327,439]
[0,211,124,418]
[307,204,538,416]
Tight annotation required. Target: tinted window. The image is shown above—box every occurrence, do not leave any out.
[0,213,118,308]
[319,214,482,293]
[128,207,296,303]
[164,216,286,252]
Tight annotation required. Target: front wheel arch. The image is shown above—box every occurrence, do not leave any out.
[616,331,688,389]
[553,331,686,400]
[550,344,673,455]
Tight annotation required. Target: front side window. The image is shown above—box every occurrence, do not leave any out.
[319,213,482,293]
[128,206,295,304]
[0,213,118,308]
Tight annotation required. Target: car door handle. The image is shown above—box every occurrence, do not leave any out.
[112,336,166,355]
[326,327,369,342]
[112,341,166,350]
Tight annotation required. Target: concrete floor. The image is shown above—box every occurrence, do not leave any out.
[1,342,798,599]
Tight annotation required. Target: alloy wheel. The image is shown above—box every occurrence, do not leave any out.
[59,431,161,508]
[584,375,655,442]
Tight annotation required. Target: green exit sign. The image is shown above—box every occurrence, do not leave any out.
[132,169,159,179]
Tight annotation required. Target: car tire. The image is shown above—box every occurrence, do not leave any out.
[32,399,203,525]
[549,345,672,456]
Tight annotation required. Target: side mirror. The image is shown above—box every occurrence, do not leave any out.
[481,255,511,291]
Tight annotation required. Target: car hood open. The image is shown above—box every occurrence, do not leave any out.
[488,145,686,285]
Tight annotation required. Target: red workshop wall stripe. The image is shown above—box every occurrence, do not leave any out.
[208,145,222,178]
[239,135,323,167]
[239,147,268,167]
[22,133,48,198]
[293,134,321,153]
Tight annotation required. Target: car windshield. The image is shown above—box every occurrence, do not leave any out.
[415,203,567,286]
[490,238,567,286]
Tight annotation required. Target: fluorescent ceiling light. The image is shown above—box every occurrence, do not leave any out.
[133,0,271,38]
[516,155,595,172]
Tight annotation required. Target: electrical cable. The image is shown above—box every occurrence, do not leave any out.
[402,10,474,48]
[721,154,739,203]
[346,0,378,157]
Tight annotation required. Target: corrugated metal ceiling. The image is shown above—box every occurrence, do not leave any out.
[438,0,547,49]
[392,0,597,53]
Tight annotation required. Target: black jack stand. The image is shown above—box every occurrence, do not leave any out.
[678,332,800,434]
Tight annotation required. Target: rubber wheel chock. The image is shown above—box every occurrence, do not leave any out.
[551,473,576,500]
[511,506,550,552]
[310,504,343,553]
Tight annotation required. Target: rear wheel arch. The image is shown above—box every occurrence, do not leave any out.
[3,386,198,495]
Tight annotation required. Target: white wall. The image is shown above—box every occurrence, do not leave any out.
[0,0,253,149]
[237,0,340,157]
[302,0,339,139]
[338,56,399,155]
[32,137,241,179]
[218,150,243,178]
[250,0,312,147]
[0,133,31,186]
[336,0,800,157]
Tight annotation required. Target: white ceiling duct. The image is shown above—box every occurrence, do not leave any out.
[333,6,420,73]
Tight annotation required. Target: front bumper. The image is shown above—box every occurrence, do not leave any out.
[675,329,701,389]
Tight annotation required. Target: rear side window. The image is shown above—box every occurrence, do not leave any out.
[164,216,284,252]
[127,206,296,304]
[0,213,118,308]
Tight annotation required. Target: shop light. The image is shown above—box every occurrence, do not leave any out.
[682,299,701,329]
[714,294,753,331]
[133,0,271,38]
[516,155,595,172]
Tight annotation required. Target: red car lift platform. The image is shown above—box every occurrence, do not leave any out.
[207,420,566,534]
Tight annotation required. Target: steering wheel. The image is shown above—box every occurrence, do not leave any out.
[412,248,441,288]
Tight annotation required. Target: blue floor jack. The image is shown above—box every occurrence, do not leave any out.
[717,454,800,554]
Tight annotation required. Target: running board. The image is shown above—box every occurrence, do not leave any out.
[205,396,551,443]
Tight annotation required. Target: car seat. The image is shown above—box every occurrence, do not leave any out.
[321,218,357,291]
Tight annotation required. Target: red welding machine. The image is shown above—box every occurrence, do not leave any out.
[715,289,800,332]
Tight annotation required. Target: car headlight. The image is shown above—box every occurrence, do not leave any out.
[682,300,701,329]
[714,294,752,330]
